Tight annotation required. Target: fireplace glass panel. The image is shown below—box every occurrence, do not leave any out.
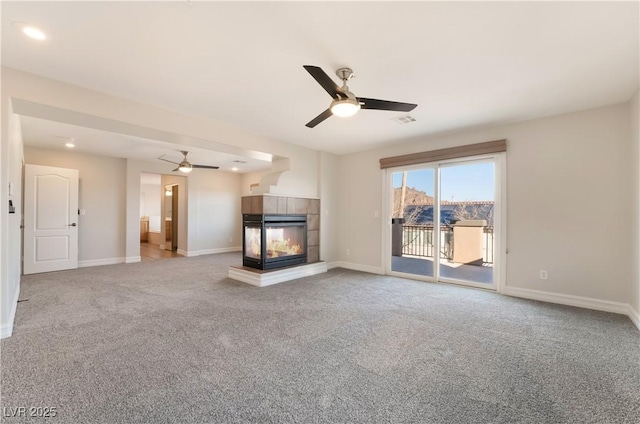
[266,225,305,258]
[245,226,261,260]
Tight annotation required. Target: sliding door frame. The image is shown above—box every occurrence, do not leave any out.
[383,152,507,292]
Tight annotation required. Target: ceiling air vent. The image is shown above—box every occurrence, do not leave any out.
[392,115,417,125]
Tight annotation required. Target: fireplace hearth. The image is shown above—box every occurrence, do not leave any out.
[243,214,307,270]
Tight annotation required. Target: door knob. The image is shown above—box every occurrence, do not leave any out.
[68,223,77,227]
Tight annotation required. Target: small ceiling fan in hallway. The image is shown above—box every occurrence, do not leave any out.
[157,151,219,173]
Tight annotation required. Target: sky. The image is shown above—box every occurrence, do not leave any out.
[392,162,494,202]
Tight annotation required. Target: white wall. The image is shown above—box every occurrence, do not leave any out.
[338,102,635,306]
[241,170,270,196]
[140,183,162,219]
[24,147,127,265]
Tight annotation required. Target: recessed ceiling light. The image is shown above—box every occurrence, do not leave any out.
[231,167,239,172]
[65,142,75,148]
[13,22,46,41]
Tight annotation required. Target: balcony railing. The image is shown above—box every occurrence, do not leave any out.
[402,225,494,264]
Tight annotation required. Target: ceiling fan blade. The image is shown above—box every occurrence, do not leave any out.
[303,65,345,99]
[306,108,333,128]
[192,164,220,170]
[158,156,180,165]
[357,97,417,112]
[172,167,180,172]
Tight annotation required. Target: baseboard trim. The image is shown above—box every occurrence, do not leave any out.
[125,256,141,264]
[181,246,242,257]
[628,305,640,331]
[0,285,21,339]
[326,261,341,270]
[502,286,629,315]
[329,261,385,275]
[78,257,125,268]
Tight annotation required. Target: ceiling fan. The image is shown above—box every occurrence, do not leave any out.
[157,151,219,173]
[303,65,417,128]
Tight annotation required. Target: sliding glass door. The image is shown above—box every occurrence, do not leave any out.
[388,156,499,290]
[438,161,494,286]
[390,167,437,279]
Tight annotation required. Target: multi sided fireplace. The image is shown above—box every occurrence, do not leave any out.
[243,214,307,270]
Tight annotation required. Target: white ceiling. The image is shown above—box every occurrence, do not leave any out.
[2,1,639,159]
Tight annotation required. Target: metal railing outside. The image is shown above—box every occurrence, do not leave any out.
[401,225,494,264]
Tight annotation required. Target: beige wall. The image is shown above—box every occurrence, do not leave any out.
[21,149,243,263]
[0,101,24,337]
[337,151,385,273]
[186,171,242,254]
[631,90,640,319]
[24,147,127,264]
[338,102,635,305]
[319,151,340,263]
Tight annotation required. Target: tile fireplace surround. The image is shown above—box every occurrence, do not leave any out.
[229,195,325,287]
[241,195,320,264]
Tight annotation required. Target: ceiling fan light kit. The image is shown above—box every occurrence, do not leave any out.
[303,65,417,128]
[330,98,360,117]
[178,161,193,173]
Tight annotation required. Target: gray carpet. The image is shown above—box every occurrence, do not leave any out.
[1,253,639,424]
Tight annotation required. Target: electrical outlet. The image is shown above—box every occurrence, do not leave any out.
[229,237,233,243]
[539,270,548,280]
[346,249,350,256]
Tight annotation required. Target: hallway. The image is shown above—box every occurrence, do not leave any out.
[140,242,181,261]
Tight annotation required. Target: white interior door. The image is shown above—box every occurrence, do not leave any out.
[24,164,79,275]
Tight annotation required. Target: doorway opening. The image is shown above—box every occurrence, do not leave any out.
[139,173,180,261]
[387,155,503,290]
[164,184,179,252]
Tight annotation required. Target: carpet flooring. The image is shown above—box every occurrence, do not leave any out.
[1,253,639,423]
